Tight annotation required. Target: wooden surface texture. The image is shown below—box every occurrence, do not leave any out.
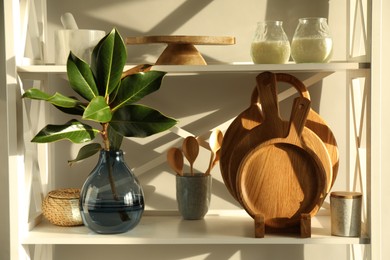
[237,97,330,229]
[126,35,236,45]
[220,72,339,204]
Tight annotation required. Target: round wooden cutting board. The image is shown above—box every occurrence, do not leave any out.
[227,72,289,201]
[220,72,338,202]
[276,73,339,189]
[237,97,330,229]
[219,87,263,198]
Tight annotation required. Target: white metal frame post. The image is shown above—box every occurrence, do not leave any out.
[4,0,49,258]
[0,2,10,260]
[368,0,382,259]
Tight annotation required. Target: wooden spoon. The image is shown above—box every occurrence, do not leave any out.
[206,129,223,175]
[182,136,199,176]
[212,149,221,169]
[211,131,224,168]
[167,147,184,176]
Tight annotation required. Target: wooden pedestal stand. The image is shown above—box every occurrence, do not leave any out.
[254,213,312,238]
[126,35,235,65]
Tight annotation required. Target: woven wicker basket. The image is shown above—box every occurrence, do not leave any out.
[42,188,83,226]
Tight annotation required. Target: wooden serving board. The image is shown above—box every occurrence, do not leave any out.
[126,35,235,65]
[237,97,330,229]
[126,35,236,45]
[277,73,339,189]
[219,87,263,198]
[221,72,338,201]
[227,72,288,201]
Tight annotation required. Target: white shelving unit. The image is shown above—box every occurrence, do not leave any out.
[4,0,381,259]
[14,62,371,259]
[17,62,369,74]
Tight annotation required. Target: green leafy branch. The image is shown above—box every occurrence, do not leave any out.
[22,28,177,164]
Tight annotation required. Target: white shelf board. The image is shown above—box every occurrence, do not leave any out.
[22,213,369,245]
[17,61,370,77]
[153,62,370,73]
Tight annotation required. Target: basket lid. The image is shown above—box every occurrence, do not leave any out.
[48,188,80,199]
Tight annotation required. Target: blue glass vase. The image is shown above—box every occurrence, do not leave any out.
[79,150,144,234]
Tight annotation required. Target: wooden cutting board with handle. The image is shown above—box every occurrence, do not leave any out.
[220,87,263,198]
[227,72,290,201]
[225,72,337,201]
[237,97,330,229]
[276,73,339,189]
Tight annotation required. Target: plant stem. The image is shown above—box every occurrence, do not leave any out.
[101,123,129,221]
[105,151,119,200]
[101,123,118,199]
[101,123,110,151]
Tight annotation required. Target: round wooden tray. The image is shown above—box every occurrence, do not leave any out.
[220,72,338,202]
[237,97,330,229]
[126,35,235,65]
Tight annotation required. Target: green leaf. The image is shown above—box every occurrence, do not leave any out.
[110,104,177,138]
[108,125,123,150]
[22,88,50,99]
[111,71,166,111]
[54,101,85,116]
[67,52,99,101]
[68,143,102,165]
[83,96,112,123]
[22,88,81,108]
[31,120,99,143]
[91,28,126,97]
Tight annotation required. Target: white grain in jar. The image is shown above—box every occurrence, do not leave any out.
[330,191,362,237]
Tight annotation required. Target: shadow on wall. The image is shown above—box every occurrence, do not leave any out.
[266,0,330,113]
[54,244,307,260]
[47,0,215,63]
[53,244,350,259]
[47,0,330,64]
[265,0,329,39]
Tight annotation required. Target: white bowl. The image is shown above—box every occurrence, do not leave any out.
[54,29,106,65]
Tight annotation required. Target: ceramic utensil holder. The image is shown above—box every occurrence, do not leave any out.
[176,174,212,220]
[330,191,362,237]
[54,29,105,64]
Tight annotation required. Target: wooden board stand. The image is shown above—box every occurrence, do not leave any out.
[126,35,235,65]
[254,213,312,238]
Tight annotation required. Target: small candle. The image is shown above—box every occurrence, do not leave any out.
[330,191,362,237]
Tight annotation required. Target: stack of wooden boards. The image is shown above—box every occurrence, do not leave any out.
[220,72,339,238]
